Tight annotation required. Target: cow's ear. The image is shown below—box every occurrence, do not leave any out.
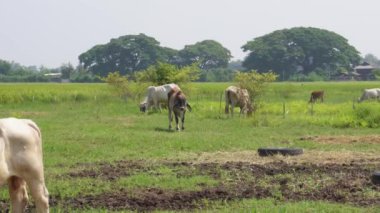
[186,103,192,112]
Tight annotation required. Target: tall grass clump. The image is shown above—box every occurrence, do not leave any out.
[0,83,113,104]
[354,103,380,128]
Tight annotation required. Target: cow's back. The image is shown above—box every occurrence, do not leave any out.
[225,86,239,94]
[364,89,379,97]
[0,118,42,182]
[225,86,249,103]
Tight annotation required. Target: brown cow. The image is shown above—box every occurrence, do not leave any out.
[309,90,324,103]
[168,89,192,131]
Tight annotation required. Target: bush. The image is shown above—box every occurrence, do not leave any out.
[198,68,234,82]
[70,71,100,83]
[234,70,278,101]
[289,71,325,82]
[354,104,380,128]
[101,72,147,101]
[101,72,130,98]
[135,62,200,86]
[234,70,277,112]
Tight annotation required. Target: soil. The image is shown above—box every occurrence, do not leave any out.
[2,160,379,212]
[300,135,380,144]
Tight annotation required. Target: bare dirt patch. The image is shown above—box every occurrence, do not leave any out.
[59,159,380,211]
[191,150,380,166]
[3,158,379,212]
[300,135,380,144]
[67,160,147,180]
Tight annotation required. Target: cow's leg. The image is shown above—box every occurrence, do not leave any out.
[168,109,173,130]
[225,102,230,116]
[181,113,185,130]
[158,103,163,112]
[153,100,158,112]
[8,176,29,213]
[26,178,49,213]
[175,114,180,130]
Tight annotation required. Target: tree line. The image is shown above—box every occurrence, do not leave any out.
[1,27,380,82]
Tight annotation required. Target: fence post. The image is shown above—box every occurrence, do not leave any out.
[219,91,223,117]
[310,102,314,116]
[352,98,356,110]
[282,101,286,118]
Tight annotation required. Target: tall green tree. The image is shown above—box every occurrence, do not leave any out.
[177,40,232,69]
[59,63,74,79]
[0,59,11,75]
[363,54,380,68]
[242,27,361,80]
[78,34,178,76]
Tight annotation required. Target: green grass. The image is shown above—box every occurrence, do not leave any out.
[0,82,379,212]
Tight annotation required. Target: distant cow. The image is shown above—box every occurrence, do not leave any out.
[358,88,380,102]
[225,86,253,117]
[309,90,324,103]
[140,83,181,113]
[0,118,49,212]
[168,89,192,131]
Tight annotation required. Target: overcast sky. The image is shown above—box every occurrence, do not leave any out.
[0,0,379,68]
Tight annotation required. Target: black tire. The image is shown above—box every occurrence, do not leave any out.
[258,148,303,157]
[372,171,380,185]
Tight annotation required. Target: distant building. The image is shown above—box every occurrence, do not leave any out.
[44,73,62,82]
[334,72,355,81]
[353,62,375,80]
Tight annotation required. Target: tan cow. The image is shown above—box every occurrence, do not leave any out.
[0,118,49,213]
[225,86,253,117]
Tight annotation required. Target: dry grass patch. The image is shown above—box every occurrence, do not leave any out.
[104,116,135,127]
[300,135,380,144]
[12,111,48,117]
[183,150,380,166]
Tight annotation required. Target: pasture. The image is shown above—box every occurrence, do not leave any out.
[0,82,379,212]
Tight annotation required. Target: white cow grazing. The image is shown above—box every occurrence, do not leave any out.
[225,86,253,117]
[140,83,181,112]
[0,118,49,213]
[358,88,380,102]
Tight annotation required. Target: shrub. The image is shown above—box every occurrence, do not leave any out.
[101,72,130,98]
[354,104,380,128]
[135,62,200,86]
[234,70,277,103]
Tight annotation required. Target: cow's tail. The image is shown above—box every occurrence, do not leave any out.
[225,90,230,114]
[26,120,42,139]
[186,103,192,112]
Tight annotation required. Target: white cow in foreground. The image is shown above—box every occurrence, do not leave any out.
[140,83,181,112]
[358,88,380,102]
[225,86,253,117]
[0,118,49,213]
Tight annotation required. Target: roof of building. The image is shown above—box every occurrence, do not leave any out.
[354,62,374,70]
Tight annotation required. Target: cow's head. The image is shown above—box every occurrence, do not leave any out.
[139,102,147,112]
[246,102,254,116]
[240,89,253,116]
[174,92,188,111]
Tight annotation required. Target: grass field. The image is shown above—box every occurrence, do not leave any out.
[0,82,379,212]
